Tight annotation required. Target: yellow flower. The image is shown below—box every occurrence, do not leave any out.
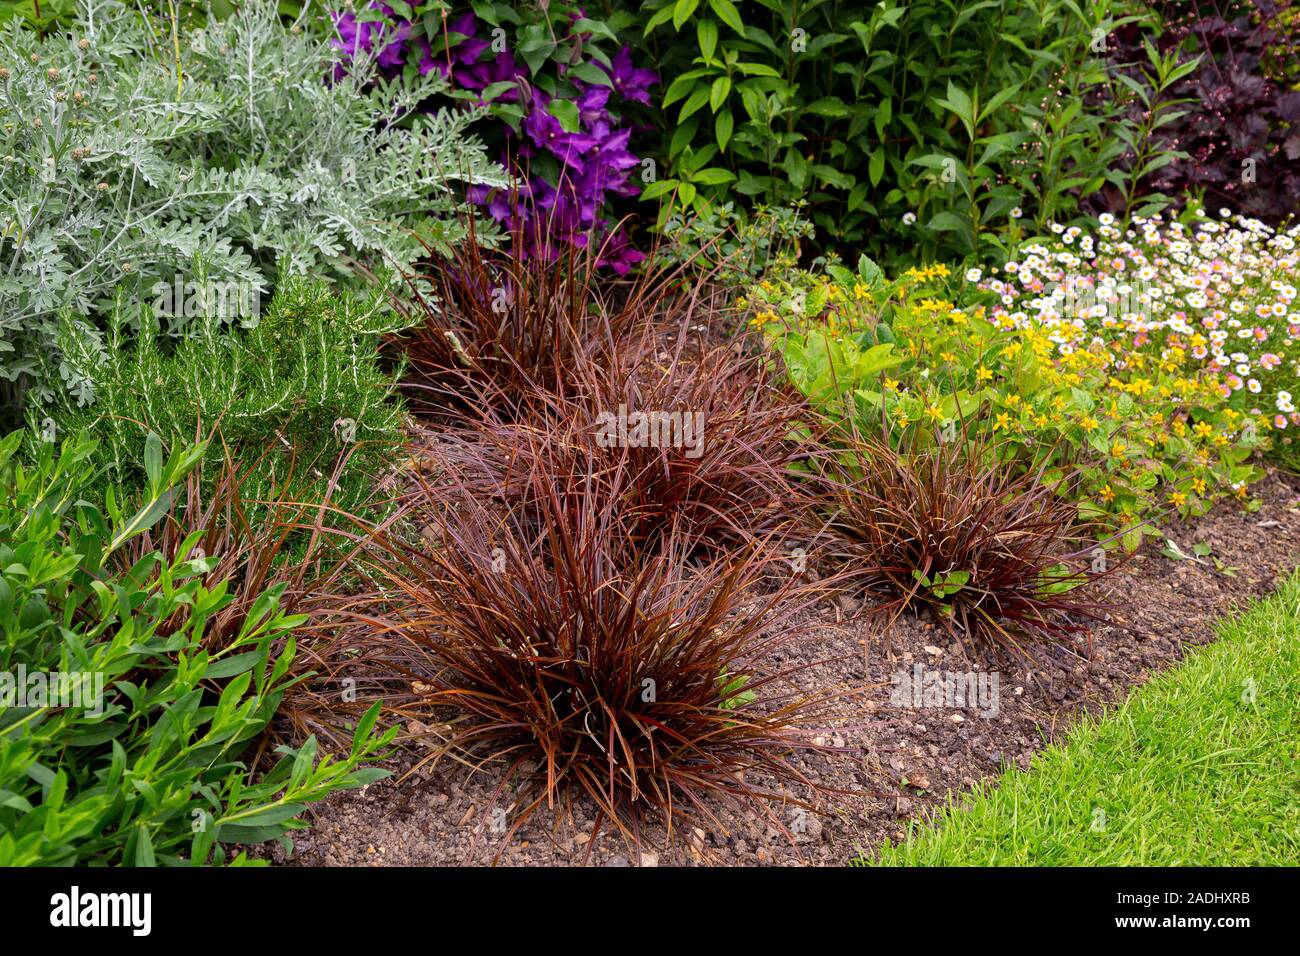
[1100,484,1115,503]
[1080,415,1099,432]
[976,365,993,382]
[883,377,900,391]
[926,402,944,423]
[1193,421,1213,439]
[1170,491,1187,507]
[994,412,1012,431]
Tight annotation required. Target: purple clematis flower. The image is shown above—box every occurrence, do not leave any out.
[603,45,658,106]
[447,13,491,64]
[460,50,527,102]
[417,12,489,78]
[597,226,647,274]
[331,4,410,74]
[575,83,614,138]
[330,5,658,273]
[522,94,601,175]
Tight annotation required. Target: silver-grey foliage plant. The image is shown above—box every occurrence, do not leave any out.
[0,0,505,414]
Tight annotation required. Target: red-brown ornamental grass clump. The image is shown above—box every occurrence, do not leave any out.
[388,210,721,421]
[815,427,1111,658]
[335,432,833,851]
[427,331,814,557]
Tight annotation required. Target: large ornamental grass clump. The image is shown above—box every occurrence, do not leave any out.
[336,420,832,849]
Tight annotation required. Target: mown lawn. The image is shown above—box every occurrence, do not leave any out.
[869,574,1300,866]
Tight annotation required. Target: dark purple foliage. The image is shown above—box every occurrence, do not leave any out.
[1112,1,1300,222]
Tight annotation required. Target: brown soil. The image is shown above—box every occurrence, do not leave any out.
[268,469,1300,868]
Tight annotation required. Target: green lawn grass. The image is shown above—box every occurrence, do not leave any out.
[868,574,1300,866]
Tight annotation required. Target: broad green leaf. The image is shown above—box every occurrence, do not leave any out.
[709,0,745,34]
[673,0,701,31]
[714,109,734,151]
[697,17,719,62]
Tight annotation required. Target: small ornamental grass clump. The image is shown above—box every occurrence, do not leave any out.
[390,216,729,421]
[390,217,667,418]
[109,441,375,748]
[816,427,1109,658]
[336,421,831,849]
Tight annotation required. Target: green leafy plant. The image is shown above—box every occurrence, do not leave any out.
[911,568,971,601]
[750,239,1268,542]
[1105,35,1203,219]
[46,277,407,520]
[717,669,757,710]
[0,0,78,31]
[655,200,813,284]
[0,429,395,866]
[637,0,1158,262]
